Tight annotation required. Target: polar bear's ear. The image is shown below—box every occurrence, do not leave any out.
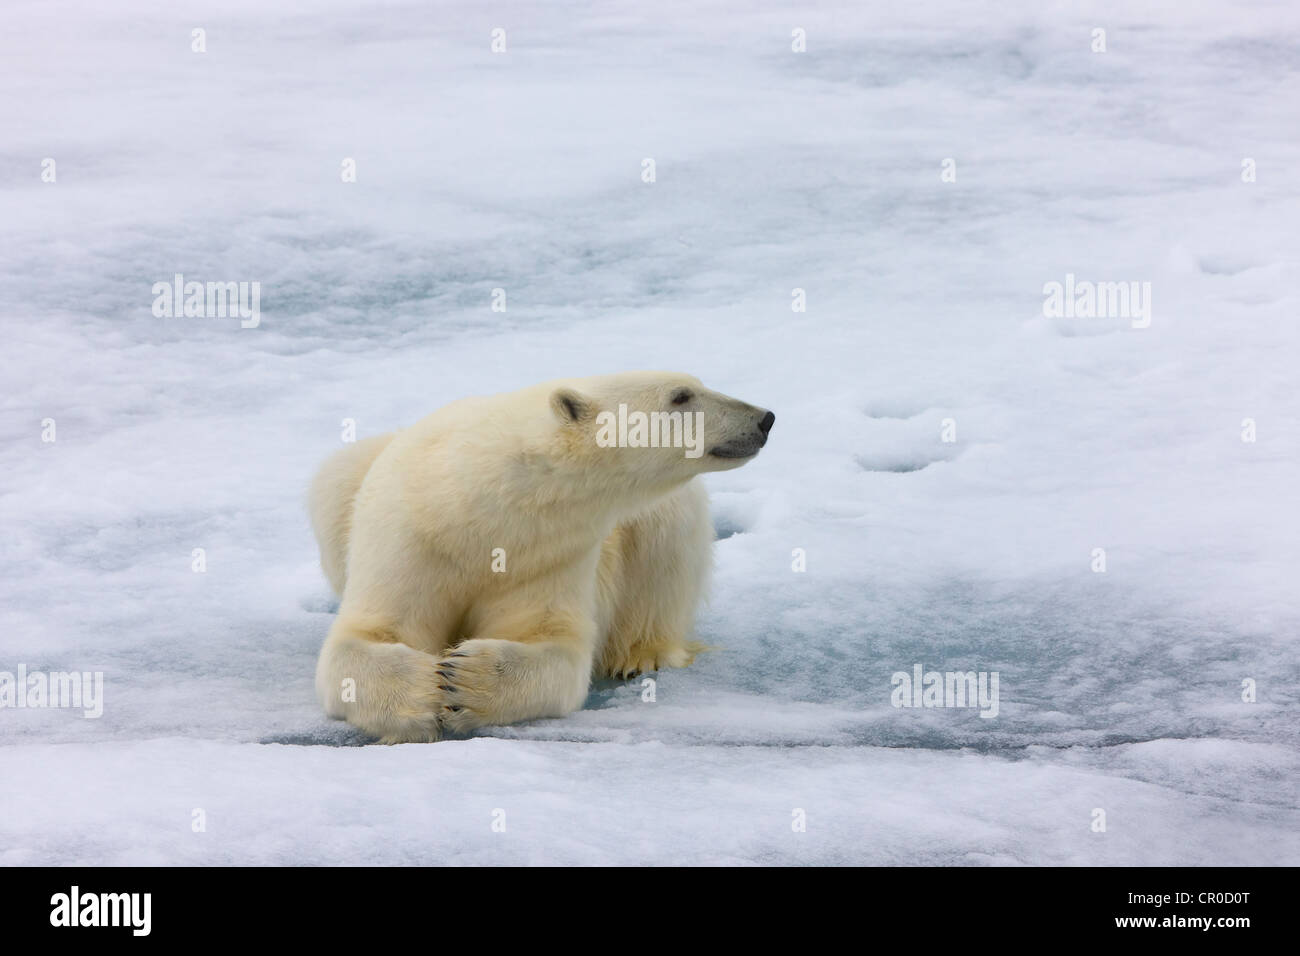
[550,387,593,424]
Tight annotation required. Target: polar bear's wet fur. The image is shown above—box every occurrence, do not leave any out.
[309,371,774,743]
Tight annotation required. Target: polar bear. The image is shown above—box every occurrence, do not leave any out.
[309,371,774,743]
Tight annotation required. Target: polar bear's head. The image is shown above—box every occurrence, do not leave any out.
[547,371,774,488]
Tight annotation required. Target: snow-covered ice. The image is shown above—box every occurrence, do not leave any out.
[1,0,1297,864]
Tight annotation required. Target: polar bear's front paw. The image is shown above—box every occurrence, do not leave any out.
[607,641,696,680]
[432,638,524,733]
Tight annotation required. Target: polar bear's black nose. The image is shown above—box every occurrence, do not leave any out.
[758,410,775,435]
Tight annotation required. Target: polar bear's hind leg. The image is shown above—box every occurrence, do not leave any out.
[308,433,396,596]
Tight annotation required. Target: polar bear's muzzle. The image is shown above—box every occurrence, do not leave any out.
[708,408,775,459]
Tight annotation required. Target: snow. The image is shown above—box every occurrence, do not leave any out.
[1,0,1297,865]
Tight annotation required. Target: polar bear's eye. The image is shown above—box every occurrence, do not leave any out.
[671,389,692,405]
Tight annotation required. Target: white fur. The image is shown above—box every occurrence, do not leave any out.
[308,371,771,743]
